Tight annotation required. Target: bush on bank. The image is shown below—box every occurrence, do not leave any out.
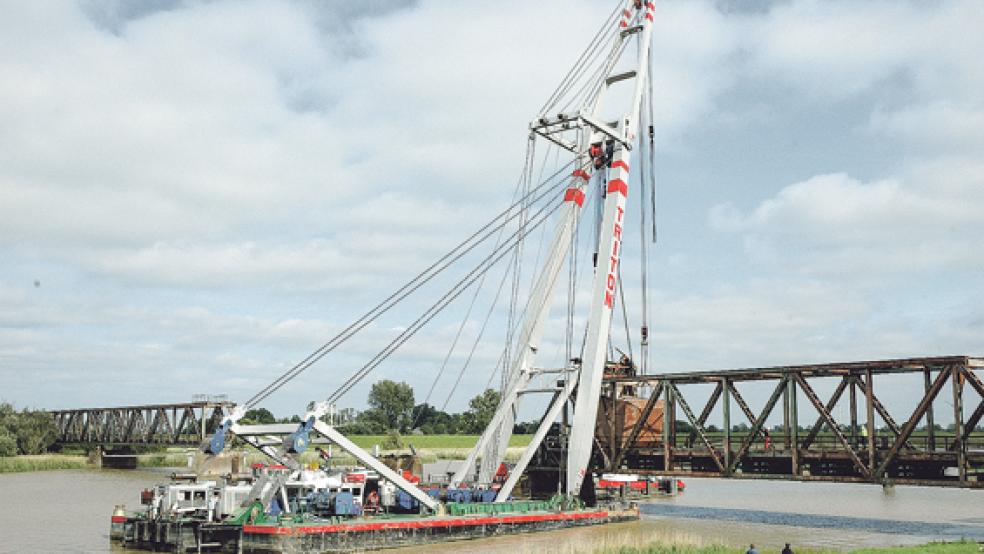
[592,541,980,554]
[0,402,58,456]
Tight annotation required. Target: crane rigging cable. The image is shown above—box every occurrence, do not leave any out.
[538,2,623,117]
[560,28,633,115]
[438,246,514,413]
[456,175,599,422]
[248,1,645,410]
[414,140,557,425]
[503,139,536,386]
[244,156,583,408]
[327,190,570,404]
[639,43,657,374]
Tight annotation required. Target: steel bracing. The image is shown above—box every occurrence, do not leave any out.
[545,356,984,488]
[51,400,233,447]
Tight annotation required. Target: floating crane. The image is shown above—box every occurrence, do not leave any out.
[202,0,659,513]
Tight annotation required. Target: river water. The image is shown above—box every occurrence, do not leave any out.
[0,470,982,553]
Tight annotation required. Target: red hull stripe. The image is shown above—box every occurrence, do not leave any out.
[564,188,586,207]
[572,169,591,182]
[111,516,127,523]
[244,510,611,536]
[598,480,649,490]
[610,160,629,172]
[607,179,628,197]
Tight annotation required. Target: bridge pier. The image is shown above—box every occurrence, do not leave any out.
[86,446,102,468]
[102,447,138,469]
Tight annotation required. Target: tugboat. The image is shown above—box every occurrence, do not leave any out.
[112,0,676,551]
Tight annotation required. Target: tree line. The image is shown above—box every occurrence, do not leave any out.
[0,402,59,457]
[242,380,538,436]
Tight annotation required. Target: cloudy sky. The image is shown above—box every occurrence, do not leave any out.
[1,0,982,424]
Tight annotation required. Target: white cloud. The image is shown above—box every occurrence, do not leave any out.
[870,102,984,153]
[2,0,983,415]
[709,170,984,273]
[748,1,984,101]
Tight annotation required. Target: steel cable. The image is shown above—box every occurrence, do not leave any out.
[412,141,545,427]
[327,193,568,403]
[246,158,582,408]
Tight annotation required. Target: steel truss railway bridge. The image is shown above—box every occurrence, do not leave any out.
[564,356,984,489]
[49,357,984,489]
[51,396,234,447]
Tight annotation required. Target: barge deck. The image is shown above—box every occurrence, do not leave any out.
[119,502,640,553]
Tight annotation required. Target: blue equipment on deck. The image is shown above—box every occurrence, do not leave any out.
[283,416,316,454]
[334,492,360,516]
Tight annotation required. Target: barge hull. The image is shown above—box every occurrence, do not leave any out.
[122,506,638,553]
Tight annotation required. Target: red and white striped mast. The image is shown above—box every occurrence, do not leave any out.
[453,0,657,499]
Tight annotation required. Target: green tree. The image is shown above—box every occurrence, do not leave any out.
[368,380,415,432]
[0,430,17,457]
[512,420,539,434]
[411,403,454,433]
[464,389,500,434]
[0,403,20,456]
[12,409,58,455]
[382,429,404,450]
[242,408,276,424]
[0,402,15,429]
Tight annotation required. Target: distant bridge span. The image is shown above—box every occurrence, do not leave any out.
[51,396,234,447]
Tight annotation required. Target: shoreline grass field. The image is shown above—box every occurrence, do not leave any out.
[585,542,981,554]
[0,454,89,473]
[0,435,533,473]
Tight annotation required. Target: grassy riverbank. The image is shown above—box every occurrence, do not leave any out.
[0,454,88,473]
[850,544,981,554]
[0,435,532,473]
[233,434,532,467]
[588,540,980,554]
[136,453,191,468]
[346,434,532,449]
[0,452,190,473]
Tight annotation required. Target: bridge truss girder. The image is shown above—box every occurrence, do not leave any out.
[51,402,233,447]
[577,356,984,489]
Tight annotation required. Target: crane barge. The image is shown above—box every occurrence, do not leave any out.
[112,1,677,551]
